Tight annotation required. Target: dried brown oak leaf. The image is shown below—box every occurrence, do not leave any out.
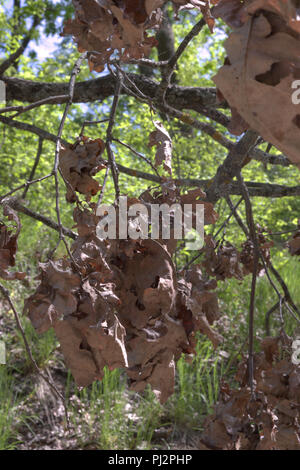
[213,0,300,167]
[63,0,163,71]
[240,225,273,276]
[24,259,81,333]
[59,137,106,203]
[0,205,25,281]
[177,264,223,349]
[202,236,244,281]
[148,121,173,176]
[54,311,127,387]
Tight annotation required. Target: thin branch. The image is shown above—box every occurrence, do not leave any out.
[0,95,69,117]
[3,198,77,240]
[113,138,160,176]
[105,66,123,201]
[0,173,52,202]
[22,137,43,199]
[97,165,110,206]
[0,283,70,428]
[0,115,69,146]
[237,173,260,397]
[268,263,300,320]
[157,17,206,103]
[80,118,109,137]
[214,197,244,240]
[50,53,87,262]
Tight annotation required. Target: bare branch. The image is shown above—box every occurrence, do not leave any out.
[3,198,77,240]
[0,283,70,428]
[22,137,44,199]
[206,130,259,203]
[105,67,123,201]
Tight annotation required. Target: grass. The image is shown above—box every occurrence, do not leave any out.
[66,367,164,450]
[16,317,58,371]
[0,366,21,449]
[167,340,225,431]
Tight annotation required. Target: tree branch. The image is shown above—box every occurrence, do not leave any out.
[0,115,298,198]
[206,130,259,203]
[0,15,41,76]
[4,198,77,240]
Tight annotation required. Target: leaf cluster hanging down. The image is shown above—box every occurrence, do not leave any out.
[25,203,221,402]
[59,136,106,202]
[24,125,229,402]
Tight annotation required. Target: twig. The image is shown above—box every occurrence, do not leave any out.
[97,165,110,206]
[79,118,109,137]
[2,198,77,240]
[0,173,52,202]
[0,95,69,116]
[22,137,43,199]
[112,138,160,176]
[214,197,243,240]
[237,173,259,398]
[268,263,300,320]
[156,17,206,103]
[105,66,123,201]
[0,283,70,429]
[50,53,87,261]
[0,15,41,76]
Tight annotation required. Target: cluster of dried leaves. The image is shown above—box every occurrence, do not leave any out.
[59,136,106,202]
[202,225,273,280]
[25,149,224,402]
[63,0,216,71]
[213,0,300,166]
[25,219,220,402]
[200,338,300,450]
[240,225,273,276]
